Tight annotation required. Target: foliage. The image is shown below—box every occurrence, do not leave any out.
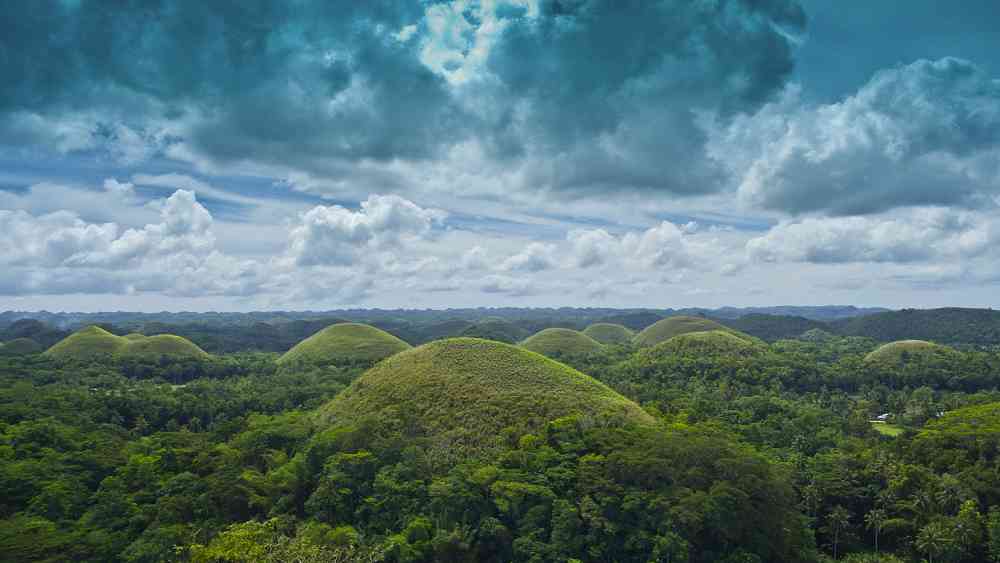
[634,316,753,347]
[580,323,633,345]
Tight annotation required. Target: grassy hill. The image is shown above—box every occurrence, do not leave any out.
[832,307,1000,345]
[43,326,129,360]
[521,328,604,357]
[864,340,959,365]
[0,338,43,356]
[123,333,147,341]
[582,323,634,345]
[642,330,767,359]
[634,316,752,347]
[116,334,209,360]
[277,323,410,367]
[317,338,653,463]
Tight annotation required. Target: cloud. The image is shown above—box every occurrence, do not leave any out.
[500,242,558,272]
[287,194,445,267]
[713,57,1000,214]
[746,207,1000,263]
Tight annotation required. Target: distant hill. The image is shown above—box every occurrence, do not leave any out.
[0,338,43,356]
[278,323,410,367]
[597,312,665,331]
[716,314,828,342]
[582,323,634,345]
[44,326,129,360]
[521,328,604,358]
[864,340,959,366]
[116,334,209,360]
[640,330,767,359]
[634,316,754,347]
[832,308,1000,346]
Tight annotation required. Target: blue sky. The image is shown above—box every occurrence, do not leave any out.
[2,0,1000,312]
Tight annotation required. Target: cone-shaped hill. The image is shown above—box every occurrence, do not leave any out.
[640,330,766,359]
[0,337,43,356]
[582,323,634,345]
[634,316,752,347]
[43,326,129,360]
[317,338,653,460]
[521,328,604,357]
[44,326,210,362]
[864,340,959,366]
[277,323,410,367]
[116,334,208,360]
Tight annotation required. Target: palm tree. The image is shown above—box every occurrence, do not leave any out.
[865,508,887,553]
[916,520,955,563]
[827,505,851,559]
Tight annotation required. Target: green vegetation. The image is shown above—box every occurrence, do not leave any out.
[864,339,959,365]
[115,334,209,360]
[521,327,605,357]
[871,422,905,437]
[581,322,633,344]
[43,325,129,360]
[641,329,766,358]
[0,337,43,356]
[123,333,147,341]
[633,315,752,346]
[831,307,1000,345]
[277,323,410,367]
[318,338,653,461]
[11,311,1000,562]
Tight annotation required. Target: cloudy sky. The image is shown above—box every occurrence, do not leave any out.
[2,0,1000,312]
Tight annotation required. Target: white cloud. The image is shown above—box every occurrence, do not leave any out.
[500,242,557,272]
[746,207,1000,264]
[712,58,1000,215]
[287,194,445,267]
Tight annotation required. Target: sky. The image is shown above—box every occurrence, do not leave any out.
[2,0,1000,312]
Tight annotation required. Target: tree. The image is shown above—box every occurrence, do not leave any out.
[864,508,886,554]
[916,520,955,563]
[826,505,851,560]
[988,506,1000,562]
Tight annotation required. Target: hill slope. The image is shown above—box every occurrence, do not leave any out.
[0,338,43,356]
[521,328,604,357]
[277,323,410,366]
[643,330,766,359]
[116,334,209,360]
[43,326,129,360]
[317,338,653,461]
[833,307,1000,345]
[864,340,959,365]
[582,323,634,345]
[634,316,752,347]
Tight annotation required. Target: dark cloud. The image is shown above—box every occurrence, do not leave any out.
[0,0,464,166]
[484,0,805,194]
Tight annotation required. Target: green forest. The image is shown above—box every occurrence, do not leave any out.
[5,311,1000,562]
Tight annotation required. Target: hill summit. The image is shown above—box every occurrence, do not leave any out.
[317,338,653,463]
[634,315,750,347]
[582,323,634,345]
[521,328,604,357]
[864,339,959,365]
[277,323,410,366]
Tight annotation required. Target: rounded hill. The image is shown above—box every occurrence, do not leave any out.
[521,328,604,357]
[642,330,766,359]
[43,326,129,360]
[116,334,208,360]
[634,316,750,347]
[317,338,653,460]
[0,338,43,356]
[277,323,410,367]
[864,340,959,365]
[582,323,634,345]
[123,333,147,341]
